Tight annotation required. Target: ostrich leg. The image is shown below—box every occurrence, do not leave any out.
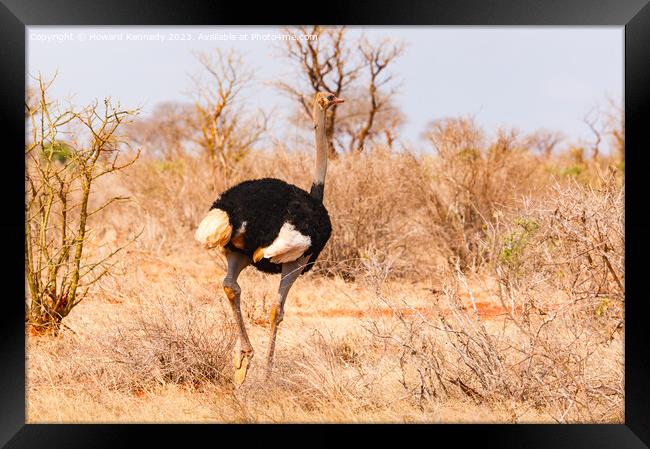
[265,255,310,379]
[222,250,253,385]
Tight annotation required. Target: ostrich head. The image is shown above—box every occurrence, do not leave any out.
[314,92,345,110]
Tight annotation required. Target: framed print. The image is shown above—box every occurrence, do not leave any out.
[2,0,649,447]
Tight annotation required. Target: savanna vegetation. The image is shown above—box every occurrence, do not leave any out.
[26,26,624,423]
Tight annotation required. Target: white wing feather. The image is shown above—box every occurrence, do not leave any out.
[262,222,311,263]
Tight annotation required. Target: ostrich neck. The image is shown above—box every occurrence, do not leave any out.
[310,104,328,201]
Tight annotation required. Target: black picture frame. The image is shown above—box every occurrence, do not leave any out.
[2,0,648,447]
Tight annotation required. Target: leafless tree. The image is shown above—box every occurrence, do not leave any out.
[524,129,565,159]
[189,49,267,171]
[604,97,624,164]
[583,108,604,161]
[582,98,624,163]
[353,37,405,153]
[335,88,405,152]
[126,101,194,160]
[276,26,405,156]
[276,26,362,158]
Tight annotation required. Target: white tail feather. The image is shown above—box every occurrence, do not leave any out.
[195,208,232,249]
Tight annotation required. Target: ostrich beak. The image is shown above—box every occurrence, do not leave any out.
[332,97,345,104]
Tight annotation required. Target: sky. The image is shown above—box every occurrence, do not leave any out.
[27,26,623,152]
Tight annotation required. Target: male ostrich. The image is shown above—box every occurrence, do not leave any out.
[195,92,344,384]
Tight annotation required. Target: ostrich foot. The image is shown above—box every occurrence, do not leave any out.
[233,348,253,385]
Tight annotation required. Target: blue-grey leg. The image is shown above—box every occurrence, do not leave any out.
[265,255,310,379]
[222,250,253,385]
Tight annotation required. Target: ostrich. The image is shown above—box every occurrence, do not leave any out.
[195,92,344,384]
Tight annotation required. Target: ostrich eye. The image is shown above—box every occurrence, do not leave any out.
[327,95,335,101]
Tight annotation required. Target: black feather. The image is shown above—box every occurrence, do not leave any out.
[211,178,331,274]
[309,182,324,201]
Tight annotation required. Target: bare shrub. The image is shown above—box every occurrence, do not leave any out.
[412,117,542,269]
[365,270,623,422]
[107,287,236,389]
[361,288,454,410]
[275,329,384,417]
[25,75,140,334]
[28,280,236,399]
[523,129,565,159]
[489,176,624,339]
[364,177,624,422]
[318,149,431,279]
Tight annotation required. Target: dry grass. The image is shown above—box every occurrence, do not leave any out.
[26,258,539,423]
[26,117,624,423]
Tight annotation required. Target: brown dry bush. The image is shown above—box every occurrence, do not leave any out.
[488,175,624,336]
[106,285,237,389]
[269,329,391,418]
[366,277,623,422]
[365,177,624,423]
[318,149,432,279]
[28,281,237,396]
[410,117,544,270]
[107,119,615,281]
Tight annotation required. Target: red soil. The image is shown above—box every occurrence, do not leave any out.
[299,301,513,321]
